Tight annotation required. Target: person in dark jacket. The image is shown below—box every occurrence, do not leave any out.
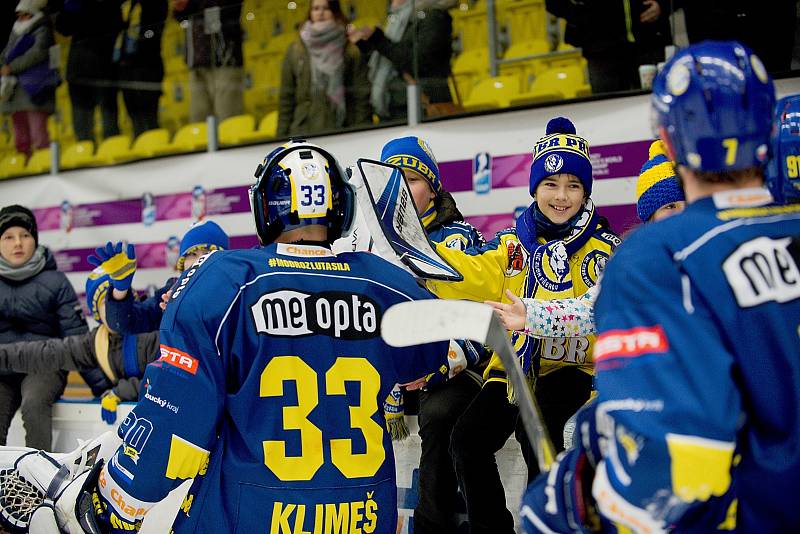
[546,0,673,94]
[116,0,168,138]
[171,0,243,122]
[54,0,123,143]
[277,0,371,137]
[102,219,230,334]
[0,266,159,426]
[0,0,58,158]
[348,0,457,122]
[0,204,87,450]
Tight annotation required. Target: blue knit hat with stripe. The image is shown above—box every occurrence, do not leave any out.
[380,136,442,196]
[530,117,593,196]
[636,140,685,222]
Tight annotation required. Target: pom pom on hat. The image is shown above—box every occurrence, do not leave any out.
[636,140,685,222]
[529,117,593,196]
[546,116,577,135]
[176,219,230,271]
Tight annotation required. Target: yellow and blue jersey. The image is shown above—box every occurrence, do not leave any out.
[426,223,618,380]
[94,244,449,533]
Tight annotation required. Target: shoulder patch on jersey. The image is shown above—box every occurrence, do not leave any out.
[594,326,669,364]
[596,230,622,248]
[504,237,528,277]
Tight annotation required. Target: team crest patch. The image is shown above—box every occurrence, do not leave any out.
[667,62,691,96]
[504,239,528,276]
[532,241,573,292]
[302,162,320,179]
[544,153,564,173]
[581,250,609,286]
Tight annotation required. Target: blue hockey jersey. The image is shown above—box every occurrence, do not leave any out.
[95,244,450,534]
[521,188,800,533]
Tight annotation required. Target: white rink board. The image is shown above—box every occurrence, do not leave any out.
[8,402,530,533]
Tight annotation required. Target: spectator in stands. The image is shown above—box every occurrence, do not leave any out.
[277,0,371,137]
[0,0,58,159]
[54,0,123,143]
[680,1,798,73]
[116,0,167,138]
[347,0,457,122]
[99,219,229,335]
[0,204,87,450]
[0,266,159,426]
[171,0,243,123]
[546,0,672,93]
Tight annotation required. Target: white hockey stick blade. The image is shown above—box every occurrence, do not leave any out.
[382,300,556,472]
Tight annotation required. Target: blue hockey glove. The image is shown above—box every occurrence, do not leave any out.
[88,241,137,292]
[521,402,604,534]
[100,389,121,425]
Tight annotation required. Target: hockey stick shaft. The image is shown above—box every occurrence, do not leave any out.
[382,300,556,472]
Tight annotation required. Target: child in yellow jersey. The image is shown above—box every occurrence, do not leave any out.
[425,117,619,534]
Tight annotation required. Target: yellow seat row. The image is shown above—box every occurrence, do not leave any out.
[0,112,279,178]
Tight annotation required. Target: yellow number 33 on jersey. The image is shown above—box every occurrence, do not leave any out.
[260,355,385,481]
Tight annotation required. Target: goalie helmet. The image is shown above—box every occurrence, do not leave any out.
[768,94,800,204]
[249,141,356,245]
[651,41,775,173]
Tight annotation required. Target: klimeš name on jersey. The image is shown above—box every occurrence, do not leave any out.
[251,289,379,339]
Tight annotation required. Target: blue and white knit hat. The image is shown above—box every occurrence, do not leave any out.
[176,219,230,270]
[529,117,593,196]
[85,266,111,321]
[636,140,685,222]
[380,136,443,196]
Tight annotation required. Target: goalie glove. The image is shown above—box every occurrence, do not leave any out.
[0,431,121,533]
[27,460,106,534]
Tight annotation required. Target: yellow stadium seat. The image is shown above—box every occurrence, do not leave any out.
[509,65,591,106]
[61,141,95,170]
[131,128,176,158]
[499,0,547,46]
[95,135,135,165]
[462,75,520,111]
[63,371,94,399]
[499,40,550,91]
[453,3,487,53]
[0,152,28,179]
[238,110,278,143]
[26,148,51,174]
[219,114,256,146]
[346,0,386,22]
[452,47,490,102]
[171,121,208,152]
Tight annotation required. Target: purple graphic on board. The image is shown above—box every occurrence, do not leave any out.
[155,192,192,220]
[205,186,250,216]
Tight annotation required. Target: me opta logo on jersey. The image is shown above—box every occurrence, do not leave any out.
[594,326,669,367]
[156,345,199,376]
[251,290,380,339]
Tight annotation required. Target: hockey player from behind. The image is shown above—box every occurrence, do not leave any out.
[522,41,800,533]
[25,141,451,534]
